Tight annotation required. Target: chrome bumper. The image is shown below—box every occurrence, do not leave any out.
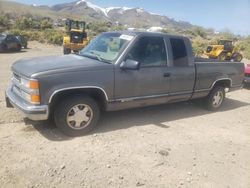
[5,86,49,121]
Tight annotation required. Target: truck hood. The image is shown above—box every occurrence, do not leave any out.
[12,54,113,77]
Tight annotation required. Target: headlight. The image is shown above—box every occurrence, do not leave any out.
[12,75,41,104]
[21,77,39,89]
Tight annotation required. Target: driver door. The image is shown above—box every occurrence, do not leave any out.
[114,36,170,100]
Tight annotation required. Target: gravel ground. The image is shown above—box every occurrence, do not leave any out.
[0,42,250,188]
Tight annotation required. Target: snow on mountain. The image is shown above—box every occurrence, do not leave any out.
[105,7,133,14]
[74,1,145,17]
[75,0,108,16]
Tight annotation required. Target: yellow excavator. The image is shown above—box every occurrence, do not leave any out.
[63,19,90,54]
[204,40,243,62]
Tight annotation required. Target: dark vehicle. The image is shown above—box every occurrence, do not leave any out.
[16,35,28,49]
[6,32,244,136]
[0,34,22,52]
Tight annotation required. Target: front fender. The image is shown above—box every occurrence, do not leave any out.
[37,70,114,105]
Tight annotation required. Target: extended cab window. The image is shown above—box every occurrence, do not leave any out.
[126,36,167,67]
[170,38,188,67]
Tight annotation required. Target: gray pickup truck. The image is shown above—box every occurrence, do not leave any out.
[6,31,244,136]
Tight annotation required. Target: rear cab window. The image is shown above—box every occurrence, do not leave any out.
[170,38,189,67]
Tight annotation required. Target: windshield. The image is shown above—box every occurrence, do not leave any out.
[79,33,134,63]
[218,40,232,46]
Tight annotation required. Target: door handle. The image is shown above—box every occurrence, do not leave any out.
[163,73,171,77]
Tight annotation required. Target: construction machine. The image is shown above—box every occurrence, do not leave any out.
[63,19,90,54]
[204,40,243,62]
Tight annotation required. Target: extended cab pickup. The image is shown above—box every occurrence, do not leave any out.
[6,31,245,136]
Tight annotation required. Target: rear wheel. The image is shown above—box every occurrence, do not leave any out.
[205,86,225,111]
[16,44,21,52]
[233,53,243,62]
[218,52,227,61]
[63,47,71,55]
[54,96,100,137]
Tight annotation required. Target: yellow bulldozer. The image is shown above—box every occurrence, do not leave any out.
[204,40,243,62]
[63,19,90,54]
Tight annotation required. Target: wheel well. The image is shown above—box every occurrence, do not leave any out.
[213,79,231,89]
[49,88,107,115]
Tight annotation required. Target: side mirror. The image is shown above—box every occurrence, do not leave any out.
[120,59,140,70]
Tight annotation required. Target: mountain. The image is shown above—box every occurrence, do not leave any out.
[50,0,193,29]
[0,0,193,29]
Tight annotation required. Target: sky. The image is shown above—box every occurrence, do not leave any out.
[10,0,250,35]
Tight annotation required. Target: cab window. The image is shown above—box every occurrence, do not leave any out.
[170,38,188,67]
[126,36,167,67]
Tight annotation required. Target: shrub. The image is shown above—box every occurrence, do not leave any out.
[192,37,209,57]
[43,29,64,45]
[238,36,250,59]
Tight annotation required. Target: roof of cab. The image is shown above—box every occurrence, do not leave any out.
[104,30,188,39]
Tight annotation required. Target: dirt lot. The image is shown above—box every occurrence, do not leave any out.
[0,42,250,188]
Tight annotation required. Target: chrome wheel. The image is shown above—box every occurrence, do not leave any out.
[66,104,93,130]
[212,91,223,108]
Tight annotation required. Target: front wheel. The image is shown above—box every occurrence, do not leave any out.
[54,96,100,137]
[205,86,225,111]
[63,47,71,55]
[1,44,7,52]
[218,52,227,61]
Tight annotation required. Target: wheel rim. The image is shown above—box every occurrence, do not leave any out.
[66,104,93,130]
[236,55,242,62]
[220,54,226,61]
[212,91,223,108]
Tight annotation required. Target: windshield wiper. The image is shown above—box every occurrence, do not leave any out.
[89,51,103,62]
[82,52,112,64]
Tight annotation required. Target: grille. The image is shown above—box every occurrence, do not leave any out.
[12,72,25,100]
[13,72,21,82]
[206,46,213,53]
[70,32,84,43]
[245,73,250,77]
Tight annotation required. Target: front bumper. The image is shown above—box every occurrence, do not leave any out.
[244,76,250,83]
[63,43,86,51]
[5,86,49,121]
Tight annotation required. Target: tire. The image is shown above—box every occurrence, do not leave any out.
[233,53,243,62]
[54,96,100,137]
[243,82,250,89]
[16,44,22,52]
[63,47,71,55]
[205,86,225,111]
[218,52,227,61]
[1,44,7,52]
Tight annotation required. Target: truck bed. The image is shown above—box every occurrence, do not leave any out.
[194,59,244,91]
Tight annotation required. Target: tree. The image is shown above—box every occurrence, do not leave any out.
[0,14,10,29]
